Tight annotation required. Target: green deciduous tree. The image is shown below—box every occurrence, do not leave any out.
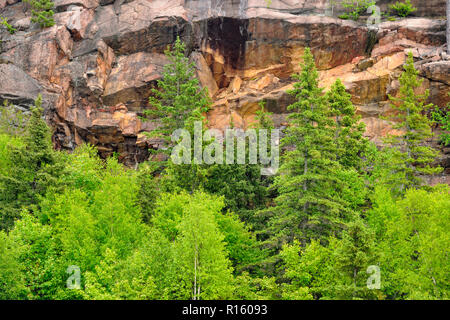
[281,219,380,300]
[172,194,234,299]
[0,230,26,299]
[151,192,262,274]
[373,186,450,299]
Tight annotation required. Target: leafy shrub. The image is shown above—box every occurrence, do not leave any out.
[432,107,450,146]
[341,0,376,21]
[389,0,417,17]
[0,16,16,34]
[25,0,55,28]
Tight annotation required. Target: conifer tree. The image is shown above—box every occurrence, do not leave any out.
[267,48,354,249]
[384,52,442,190]
[202,101,274,224]
[143,36,210,158]
[333,219,379,299]
[0,95,64,230]
[142,36,211,192]
[326,79,368,171]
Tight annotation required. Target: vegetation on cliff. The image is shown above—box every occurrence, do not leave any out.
[0,40,448,300]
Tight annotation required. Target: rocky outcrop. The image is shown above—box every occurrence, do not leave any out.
[0,63,42,107]
[0,0,449,173]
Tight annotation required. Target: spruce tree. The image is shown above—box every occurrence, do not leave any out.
[0,95,64,230]
[202,101,274,225]
[333,219,379,299]
[266,48,354,249]
[143,36,210,158]
[326,79,368,171]
[384,52,442,190]
[142,36,211,192]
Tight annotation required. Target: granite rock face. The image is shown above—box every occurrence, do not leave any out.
[0,0,449,174]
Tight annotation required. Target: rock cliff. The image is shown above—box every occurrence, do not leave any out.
[0,0,449,180]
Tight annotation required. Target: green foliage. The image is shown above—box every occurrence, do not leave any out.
[384,52,442,189]
[266,48,357,250]
[172,194,234,299]
[25,0,55,28]
[135,163,161,224]
[280,240,325,299]
[369,186,450,299]
[281,219,380,300]
[0,16,16,34]
[432,103,450,146]
[143,36,210,159]
[326,79,368,171]
[341,0,376,21]
[389,0,417,17]
[0,230,26,299]
[254,100,274,130]
[233,272,280,299]
[83,248,157,300]
[151,192,263,274]
[0,95,65,231]
[332,219,380,299]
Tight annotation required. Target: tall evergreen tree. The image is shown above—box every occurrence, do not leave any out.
[142,36,212,192]
[326,79,368,171]
[0,95,64,230]
[143,36,210,159]
[173,197,235,300]
[266,48,354,251]
[384,52,442,190]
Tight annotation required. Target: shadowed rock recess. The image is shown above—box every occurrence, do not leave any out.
[0,0,449,180]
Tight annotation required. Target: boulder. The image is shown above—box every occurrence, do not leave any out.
[0,63,42,107]
[103,52,169,110]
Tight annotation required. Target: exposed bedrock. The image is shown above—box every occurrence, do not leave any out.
[0,0,449,174]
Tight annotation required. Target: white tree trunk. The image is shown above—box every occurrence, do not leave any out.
[447,0,450,54]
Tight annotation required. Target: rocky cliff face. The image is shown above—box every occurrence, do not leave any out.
[0,0,449,180]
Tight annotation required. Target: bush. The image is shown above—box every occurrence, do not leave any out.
[341,0,376,21]
[432,106,450,146]
[25,0,55,28]
[0,16,16,34]
[390,0,417,17]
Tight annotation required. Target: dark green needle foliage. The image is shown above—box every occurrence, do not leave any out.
[267,48,355,251]
[0,95,65,230]
[25,0,55,28]
[326,79,368,171]
[384,52,442,190]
